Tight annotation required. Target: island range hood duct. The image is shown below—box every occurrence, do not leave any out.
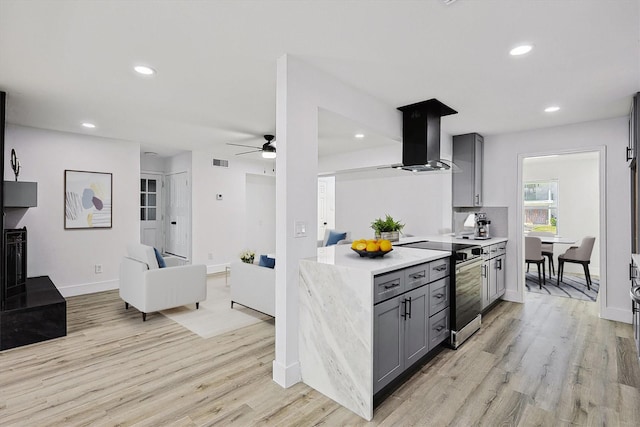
[397,99,457,171]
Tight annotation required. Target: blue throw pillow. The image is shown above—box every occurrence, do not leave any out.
[325,230,347,246]
[259,254,276,268]
[153,247,166,268]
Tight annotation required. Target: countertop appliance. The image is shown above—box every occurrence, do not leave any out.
[396,240,483,349]
[474,212,491,240]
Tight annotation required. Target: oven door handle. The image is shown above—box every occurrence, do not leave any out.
[456,257,483,274]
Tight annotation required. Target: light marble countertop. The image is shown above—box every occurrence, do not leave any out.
[309,243,450,275]
[399,234,508,247]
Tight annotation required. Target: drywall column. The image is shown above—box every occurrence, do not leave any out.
[273,55,402,387]
[273,55,318,386]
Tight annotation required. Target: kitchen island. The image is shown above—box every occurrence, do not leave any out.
[299,244,451,420]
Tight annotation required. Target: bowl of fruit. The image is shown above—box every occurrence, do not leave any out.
[351,238,393,258]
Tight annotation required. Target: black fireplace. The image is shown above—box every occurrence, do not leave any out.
[4,227,27,299]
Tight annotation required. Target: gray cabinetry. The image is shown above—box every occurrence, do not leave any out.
[373,258,450,394]
[373,296,404,393]
[453,133,483,207]
[4,181,37,207]
[481,241,507,311]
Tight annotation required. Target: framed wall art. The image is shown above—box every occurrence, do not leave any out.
[64,170,112,229]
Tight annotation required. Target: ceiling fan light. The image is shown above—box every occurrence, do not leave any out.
[262,151,276,159]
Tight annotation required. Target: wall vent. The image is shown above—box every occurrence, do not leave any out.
[212,158,229,167]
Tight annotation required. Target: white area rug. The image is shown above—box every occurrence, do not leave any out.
[161,273,271,338]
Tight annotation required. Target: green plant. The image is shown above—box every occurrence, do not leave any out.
[371,214,405,234]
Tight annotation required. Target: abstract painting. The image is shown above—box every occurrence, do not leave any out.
[64,170,112,229]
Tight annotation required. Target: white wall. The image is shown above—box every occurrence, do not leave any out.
[140,154,165,173]
[335,169,452,239]
[191,151,274,273]
[246,173,276,255]
[4,125,139,296]
[523,152,600,275]
[484,117,630,323]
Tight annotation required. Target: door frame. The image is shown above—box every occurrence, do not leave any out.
[516,145,607,318]
[140,171,164,251]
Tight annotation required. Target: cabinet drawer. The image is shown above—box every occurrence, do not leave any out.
[429,277,449,316]
[404,263,430,291]
[374,270,405,304]
[495,242,507,256]
[428,307,450,351]
[481,246,491,260]
[488,244,499,258]
[429,258,450,282]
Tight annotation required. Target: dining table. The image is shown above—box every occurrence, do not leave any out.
[535,236,576,245]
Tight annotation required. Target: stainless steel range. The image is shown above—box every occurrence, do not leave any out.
[396,240,483,348]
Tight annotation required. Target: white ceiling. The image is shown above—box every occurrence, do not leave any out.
[1,0,638,160]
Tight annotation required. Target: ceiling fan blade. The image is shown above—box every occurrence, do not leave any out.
[235,149,262,155]
[226,142,261,149]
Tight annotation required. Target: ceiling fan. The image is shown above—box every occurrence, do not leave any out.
[227,134,276,159]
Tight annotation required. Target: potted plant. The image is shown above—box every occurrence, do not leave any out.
[371,214,405,242]
[239,249,255,264]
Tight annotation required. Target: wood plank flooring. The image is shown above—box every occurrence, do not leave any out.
[1,284,639,426]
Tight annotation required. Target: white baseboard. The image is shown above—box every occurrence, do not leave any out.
[207,263,230,275]
[600,306,632,324]
[502,289,524,304]
[272,359,301,388]
[58,279,119,298]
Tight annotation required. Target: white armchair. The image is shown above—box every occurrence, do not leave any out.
[119,244,207,321]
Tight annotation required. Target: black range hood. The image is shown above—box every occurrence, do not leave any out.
[397,99,457,171]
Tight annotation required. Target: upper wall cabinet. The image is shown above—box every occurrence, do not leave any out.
[453,133,483,207]
[628,93,640,166]
[4,181,37,208]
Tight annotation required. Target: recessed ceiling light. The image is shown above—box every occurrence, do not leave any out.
[509,44,533,56]
[354,133,365,139]
[544,106,560,113]
[81,122,96,129]
[134,65,156,76]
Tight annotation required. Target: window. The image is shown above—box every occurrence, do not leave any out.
[524,180,558,234]
[140,178,157,221]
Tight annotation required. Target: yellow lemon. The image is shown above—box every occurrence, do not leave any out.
[366,241,380,252]
[355,242,367,251]
[379,240,392,252]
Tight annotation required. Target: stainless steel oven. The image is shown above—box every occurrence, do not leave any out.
[396,241,483,349]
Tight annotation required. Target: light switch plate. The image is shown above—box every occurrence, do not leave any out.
[294,220,307,237]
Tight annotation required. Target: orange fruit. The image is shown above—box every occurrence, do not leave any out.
[379,240,392,252]
[355,242,367,251]
[366,241,380,252]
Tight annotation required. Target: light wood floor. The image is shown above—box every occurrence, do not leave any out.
[1,286,639,426]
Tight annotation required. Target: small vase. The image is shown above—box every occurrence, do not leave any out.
[375,231,400,242]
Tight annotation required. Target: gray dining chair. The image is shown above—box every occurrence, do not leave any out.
[525,236,546,288]
[528,231,555,276]
[558,236,596,290]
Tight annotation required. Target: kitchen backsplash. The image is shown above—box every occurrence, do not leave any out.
[453,206,508,238]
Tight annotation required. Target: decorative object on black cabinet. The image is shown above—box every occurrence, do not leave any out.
[10,148,20,181]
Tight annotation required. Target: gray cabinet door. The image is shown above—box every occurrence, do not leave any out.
[495,254,506,296]
[453,133,483,207]
[373,296,404,394]
[481,260,490,310]
[428,307,450,351]
[403,286,429,368]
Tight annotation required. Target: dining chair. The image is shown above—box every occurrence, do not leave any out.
[525,236,546,288]
[558,236,596,290]
[528,231,555,276]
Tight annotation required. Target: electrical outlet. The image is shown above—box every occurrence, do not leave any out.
[208,253,213,260]
[95,264,103,274]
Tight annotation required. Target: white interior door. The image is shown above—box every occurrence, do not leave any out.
[317,176,336,241]
[140,174,163,250]
[165,172,190,259]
